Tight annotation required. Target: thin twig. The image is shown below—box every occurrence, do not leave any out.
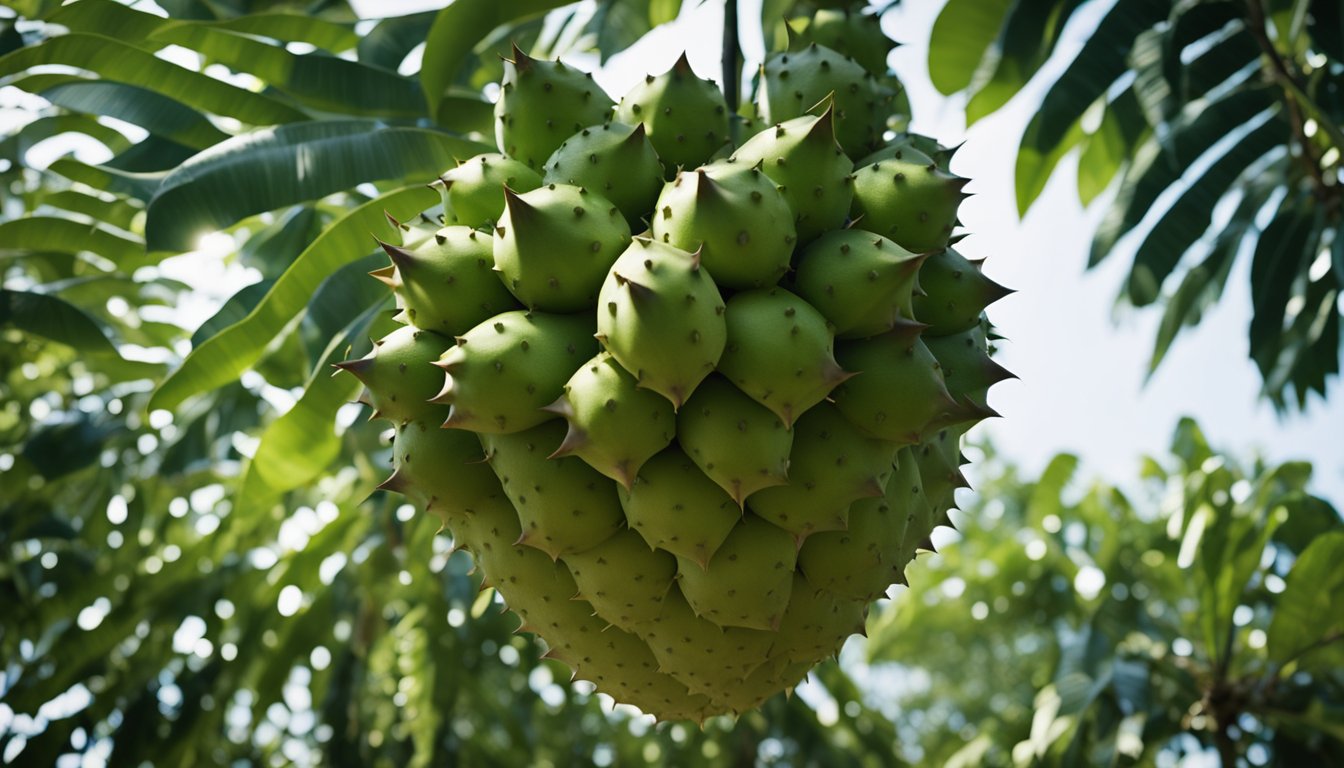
[1245,0,1342,210]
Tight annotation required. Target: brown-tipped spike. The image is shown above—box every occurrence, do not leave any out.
[671,51,694,73]
[547,423,589,459]
[610,461,636,491]
[377,469,411,495]
[384,210,403,231]
[427,376,456,405]
[540,395,575,419]
[368,264,399,288]
[858,475,886,499]
[507,42,534,70]
[332,355,375,379]
[377,239,416,269]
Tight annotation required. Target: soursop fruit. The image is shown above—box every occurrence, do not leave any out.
[339,36,1012,722]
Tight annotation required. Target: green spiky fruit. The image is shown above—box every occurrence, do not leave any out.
[676,375,794,506]
[544,351,676,488]
[433,153,543,228]
[433,311,597,434]
[543,122,664,228]
[615,53,731,177]
[480,421,625,558]
[791,228,926,339]
[716,287,850,427]
[494,45,615,170]
[650,162,797,290]
[351,48,1012,723]
[729,107,855,244]
[618,446,741,568]
[798,9,894,75]
[376,229,520,336]
[912,248,1012,336]
[758,43,890,158]
[850,152,969,253]
[595,239,726,409]
[335,325,452,425]
[493,184,631,312]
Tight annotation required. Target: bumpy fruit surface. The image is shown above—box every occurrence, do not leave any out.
[340,35,1012,723]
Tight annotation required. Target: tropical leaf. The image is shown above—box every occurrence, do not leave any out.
[148,185,434,411]
[143,121,487,252]
[0,287,120,354]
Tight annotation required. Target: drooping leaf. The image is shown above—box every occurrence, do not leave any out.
[0,33,310,125]
[1268,531,1344,670]
[36,80,229,150]
[0,287,120,354]
[0,217,145,267]
[148,185,435,412]
[928,0,1014,96]
[143,121,487,253]
[420,0,575,117]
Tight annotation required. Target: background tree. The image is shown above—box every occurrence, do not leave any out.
[2,1,1341,766]
[925,0,1344,410]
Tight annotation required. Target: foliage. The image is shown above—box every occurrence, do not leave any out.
[927,0,1344,410]
[2,0,1342,765]
[869,419,1344,766]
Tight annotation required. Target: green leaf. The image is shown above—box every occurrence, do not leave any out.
[37,80,230,150]
[1076,87,1146,206]
[420,0,574,117]
[964,0,1087,124]
[143,121,487,253]
[151,25,425,118]
[648,0,681,26]
[205,13,359,53]
[0,33,309,126]
[928,0,1013,96]
[148,185,435,411]
[1268,531,1344,670]
[1127,114,1282,306]
[1016,0,1169,213]
[0,216,145,267]
[46,157,164,202]
[0,113,132,162]
[1090,90,1282,265]
[357,11,437,71]
[0,288,119,354]
[1015,117,1085,217]
[191,280,273,348]
[1248,195,1316,383]
[36,189,143,232]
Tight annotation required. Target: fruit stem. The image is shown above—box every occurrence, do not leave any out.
[722,0,740,112]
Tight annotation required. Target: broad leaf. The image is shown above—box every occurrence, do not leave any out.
[0,288,120,354]
[1268,531,1344,670]
[148,185,435,411]
[143,121,488,252]
[928,0,1013,96]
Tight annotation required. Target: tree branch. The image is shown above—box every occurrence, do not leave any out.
[1245,0,1342,211]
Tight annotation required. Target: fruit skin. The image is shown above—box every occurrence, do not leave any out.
[595,239,727,409]
[675,375,794,507]
[715,286,851,428]
[618,446,741,568]
[431,310,597,434]
[850,150,969,253]
[794,8,894,75]
[432,153,543,228]
[758,43,890,158]
[544,351,676,489]
[492,183,631,313]
[374,228,520,337]
[650,161,797,290]
[912,248,1013,336]
[729,107,855,245]
[543,122,665,229]
[494,44,615,170]
[790,228,927,339]
[829,324,963,445]
[479,421,625,559]
[334,325,452,425]
[615,53,731,177]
